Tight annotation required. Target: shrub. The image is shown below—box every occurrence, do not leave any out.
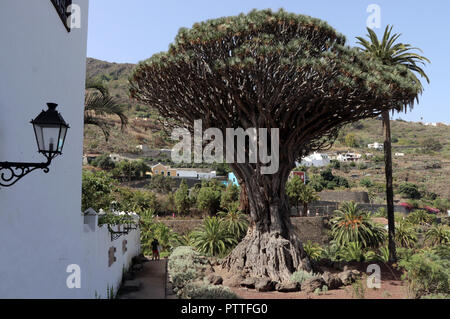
[360,177,374,188]
[220,183,240,211]
[81,170,116,211]
[290,270,318,284]
[168,246,212,289]
[180,283,238,299]
[399,249,450,298]
[147,174,176,193]
[174,180,192,214]
[91,154,115,170]
[331,202,387,248]
[398,182,421,199]
[407,210,436,226]
[196,187,221,215]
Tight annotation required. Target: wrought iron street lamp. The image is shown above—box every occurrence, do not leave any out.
[0,103,69,187]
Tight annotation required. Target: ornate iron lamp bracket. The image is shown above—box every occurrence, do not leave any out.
[0,157,53,187]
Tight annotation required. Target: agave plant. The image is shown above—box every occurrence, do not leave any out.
[377,246,390,263]
[425,225,450,245]
[339,242,365,262]
[302,240,324,261]
[217,205,249,240]
[190,217,238,257]
[395,220,418,248]
[331,201,387,248]
[320,240,342,262]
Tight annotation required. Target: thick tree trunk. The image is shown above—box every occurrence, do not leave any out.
[223,165,311,283]
[382,111,397,263]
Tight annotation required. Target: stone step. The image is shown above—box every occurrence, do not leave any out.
[120,280,142,293]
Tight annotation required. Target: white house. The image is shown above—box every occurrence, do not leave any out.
[337,152,362,162]
[368,142,383,150]
[394,152,405,157]
[297,152,330,167]
[176,168,217,179]
[0,1,140,298]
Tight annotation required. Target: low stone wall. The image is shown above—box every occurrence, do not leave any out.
[318,191,370,203]
[160,216,330,245]
[290,201,408,216]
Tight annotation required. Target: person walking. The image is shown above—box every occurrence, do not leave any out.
[151,238,160,261]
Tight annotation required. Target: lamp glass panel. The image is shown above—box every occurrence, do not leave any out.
[41,125,61,153]
[58,126,68,152]
[33,124,44,152]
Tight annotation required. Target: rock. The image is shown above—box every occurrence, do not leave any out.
[351,270,361,276]
[321,272,343,290]
[255,278,275,292]
[240,277,257,289]
[120,280,142,293]
[301,277,325,293]
[223,274,245,288]
[275,282,300,293]
[338,270,357,286]
[207,274,223,285]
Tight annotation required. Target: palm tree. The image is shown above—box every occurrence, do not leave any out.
[217,204,249,240]
[331,201,386,248]
[190,217,237,257]
[84,80,128,141]
[356,26,430,262]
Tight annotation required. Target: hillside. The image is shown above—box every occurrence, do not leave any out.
[83,58,450,200]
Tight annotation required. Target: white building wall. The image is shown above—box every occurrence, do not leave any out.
[0,1,140,298]
[176,170,198,178]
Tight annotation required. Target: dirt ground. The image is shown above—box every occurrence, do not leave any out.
[214,262,409,299]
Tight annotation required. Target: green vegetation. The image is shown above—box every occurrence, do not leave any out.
[399,247,450,298]
[286,176,320,216]
[330,202,386,248]
[290,270,319,284]
[190,217,238,257]
[174,180,192,214]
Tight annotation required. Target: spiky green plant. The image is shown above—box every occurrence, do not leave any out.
[217,205,248,240]
[331,202,386,248]
[395,220,418,248]
[339,242,365,262]
[190,217,237,257]
[425,225,450,246]
[303,240,324,261]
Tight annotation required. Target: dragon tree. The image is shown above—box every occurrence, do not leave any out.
[130,9,421,282]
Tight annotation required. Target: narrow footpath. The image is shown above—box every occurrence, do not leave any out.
[119,258,167,299]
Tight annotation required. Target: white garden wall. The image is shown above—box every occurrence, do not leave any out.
[0,0,141,298]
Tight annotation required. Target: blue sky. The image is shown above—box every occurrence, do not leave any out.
[87,0,450,123]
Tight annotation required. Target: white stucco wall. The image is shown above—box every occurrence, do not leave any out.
[0,0,140,298]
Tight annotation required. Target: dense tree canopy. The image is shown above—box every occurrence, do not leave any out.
[130,9,420,161]
[129,9,423,282]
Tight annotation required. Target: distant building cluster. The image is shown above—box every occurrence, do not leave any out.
[149,163,216,179]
